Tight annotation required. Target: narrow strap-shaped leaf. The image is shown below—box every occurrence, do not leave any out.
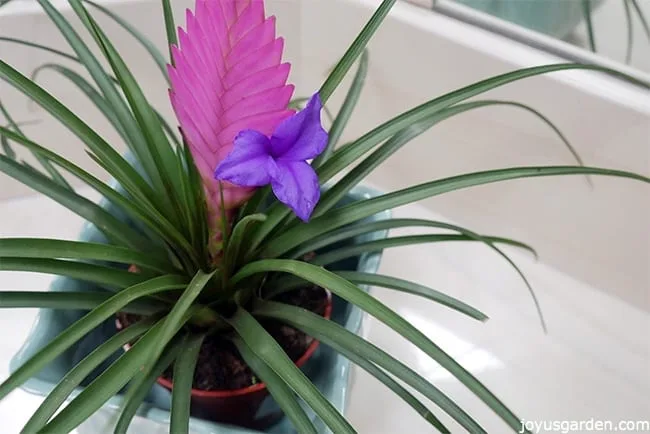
[113,336,185,434]
[308,234,545,329]
[231,259,528,431]
[309,234,530,267]
[314,98,586,220]
[138,270,215,384]
[0,257,145,289]
[227,214,267,269]
[0,97,70,187]
[0,291,168,314]
[0,58,157,212]
[265,270,486,321]
[83,0,169,82]
[0,37,79,63]
[233,337,319,434]
[249,63,648,253]
[320,63,648,185]
[32,63,130,144]
[0,127,16,159]
[35,0,171,216]
[265,166,650,258]
[623,0,634,64]
[32,62,181,149]
[319,0,396,103]
[582,0,597,52]
[182,144,209,265]
[289,215,543,328]
[337,271,487,321]
[0,238,174,273]
[287,218,536,260]
[255,300,485,433]
[0,275,187,401]
[170,334,205,434]
[161,0,177,64]
[226,308,355,434]
[75,1,184,214]
[630,0,650,43]
[0,125,193,267]
[0,153,151,251]
[39,313,187,434]
[22,318,155,433]
[314,50,369,167]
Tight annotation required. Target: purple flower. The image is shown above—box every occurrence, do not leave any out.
[214,93,328,221]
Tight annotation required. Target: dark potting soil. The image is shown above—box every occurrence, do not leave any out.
[118,285,329,391]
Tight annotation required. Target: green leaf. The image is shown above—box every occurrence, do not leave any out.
[0,257,146,289]
[0,275,187,401]
[251,63,625,255]
[0,238,175,274]
[75,1,184,220]
[321,63,647,185]
[0,37,79,63]
[314,50,369,167]
[0,96,71,188]
[335,271,487,321]
[0,132,16,160]
[623,0,634,64]
[309,234,531,267]
[233,260,521,431]
[40,317,168,433]
[170,334,205,434]
[287,218,536,260]
[0,153,152,251]
[182,144,209,265]
[22,318,154,433]
[319,0,396,103]
[0,58,158,214]
[114,336,185,434]
[226,308,355,434]
[265,166,650,258]
[582,0,597,52]
[31,63,130,144]
[233,337,318,434]
[630,0,650,44]
[227,213,267,269]
[31,62,181,149]
[313,97,589,222]
[255,300,488,433]
[0,291,168,314]
[0,125,192,267]
[138,270,215,385]
[161,0,178,64]
[312,95,584,222]
[265,270,486,321]
[83,0,169,82]
[285,215,543,329]
[35,0,171,216]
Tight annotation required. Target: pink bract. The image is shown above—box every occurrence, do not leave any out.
[168,0,295,232]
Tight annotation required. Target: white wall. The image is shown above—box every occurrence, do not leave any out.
[0,0,648,310]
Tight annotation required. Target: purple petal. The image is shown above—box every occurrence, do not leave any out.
[271,160,320,221]
[269,93,328,161]
[214,130,277,187]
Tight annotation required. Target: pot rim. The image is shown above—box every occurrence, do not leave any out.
[155,289,333,398]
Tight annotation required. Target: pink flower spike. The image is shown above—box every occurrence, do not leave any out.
[168,0,295,227]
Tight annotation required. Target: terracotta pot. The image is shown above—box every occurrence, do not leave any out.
[119,289,333,430]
